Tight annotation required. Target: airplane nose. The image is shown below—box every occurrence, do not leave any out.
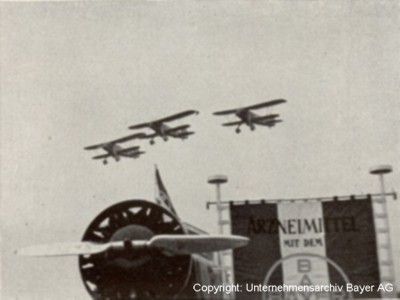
[79,200,192,300]
[110,224,154,242]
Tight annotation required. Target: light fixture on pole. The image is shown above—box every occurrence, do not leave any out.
[208,175,229,291]
[208,175,228,234]
[369,164,396,298]
[369,165,392,199]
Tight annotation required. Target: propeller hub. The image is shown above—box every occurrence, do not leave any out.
[110,224,154,242]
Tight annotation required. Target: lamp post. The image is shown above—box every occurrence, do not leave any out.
[208,175,229,292]
[208,175,228,234]
[369,165,392,200]
[369,165,396,298]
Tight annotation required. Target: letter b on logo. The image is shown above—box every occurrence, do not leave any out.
[297,259,311,273]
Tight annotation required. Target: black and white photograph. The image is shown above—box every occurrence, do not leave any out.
[1,1,399,299]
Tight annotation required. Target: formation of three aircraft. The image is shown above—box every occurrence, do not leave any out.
[85,99,287,164]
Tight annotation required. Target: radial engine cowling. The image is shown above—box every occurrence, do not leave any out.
[79,200,191,300]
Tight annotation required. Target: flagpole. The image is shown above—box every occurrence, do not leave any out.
[154,164,158,202]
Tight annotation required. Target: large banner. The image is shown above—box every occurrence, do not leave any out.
[230,198,381,299]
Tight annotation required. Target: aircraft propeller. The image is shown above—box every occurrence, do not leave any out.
[16,234,249,257]
[16,200,248,299]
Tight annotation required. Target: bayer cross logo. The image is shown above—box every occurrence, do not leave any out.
[262,253,351,300]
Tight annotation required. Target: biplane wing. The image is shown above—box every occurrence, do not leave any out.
[91,146,141,160]
[119,150,145,158]
[220,115,281,126]
[170,131,194,139]
[243,99,286,111]
[165,124,190,134]
[213,99,286,115]
[257,119,283,126]
[84,133,145,150]
[127,122,152,130]
[252,114,279,122]
[212,108,239,116]
[222,120,243,127]
[140,132,158,139]
[151,110,198,124]
[92,153,110,160]
[129,110,198,129]
[117,146,140,153]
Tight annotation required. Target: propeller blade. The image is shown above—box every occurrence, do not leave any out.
[16,242,122,257]
[16,234,249,257]
[149,234,249,255]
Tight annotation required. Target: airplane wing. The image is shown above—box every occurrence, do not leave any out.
[257,119,283,126]
[244,99,287,111]
[153,110,199,124]
[84,143,107,150]
[84,133,145,150]
[128,122,152,130]
[252,114,279,122]
[117,146,141,154]
[120,150,145,158]
[91,147,142,159]
[222,121,243,126]
[139,132,158,139]
[165,124,190,134]
[213,108,239,116]
[170,131,194,138]
[213,99,286,116]
[92,153,111,160]
[129,111,198,129]
[109,133,146,144]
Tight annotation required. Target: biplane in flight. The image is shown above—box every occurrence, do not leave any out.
[128,110,199,145]
[213,99,287,133]
[84,133,145,165]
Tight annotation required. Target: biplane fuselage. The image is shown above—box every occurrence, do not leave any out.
[148,122,192,141]
[149,122,171,140]
[103,143,123,160]
[236,110,280,129]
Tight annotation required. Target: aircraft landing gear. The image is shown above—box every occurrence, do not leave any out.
[236,127,241,134]
[163,136,168,142]
[103,159,108,165]
[250,125,255,131]
[150,139,155,145]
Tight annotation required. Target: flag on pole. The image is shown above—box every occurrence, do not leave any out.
[155,167,178,216]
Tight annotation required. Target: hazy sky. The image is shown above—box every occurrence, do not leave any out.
[1,1,399,299]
